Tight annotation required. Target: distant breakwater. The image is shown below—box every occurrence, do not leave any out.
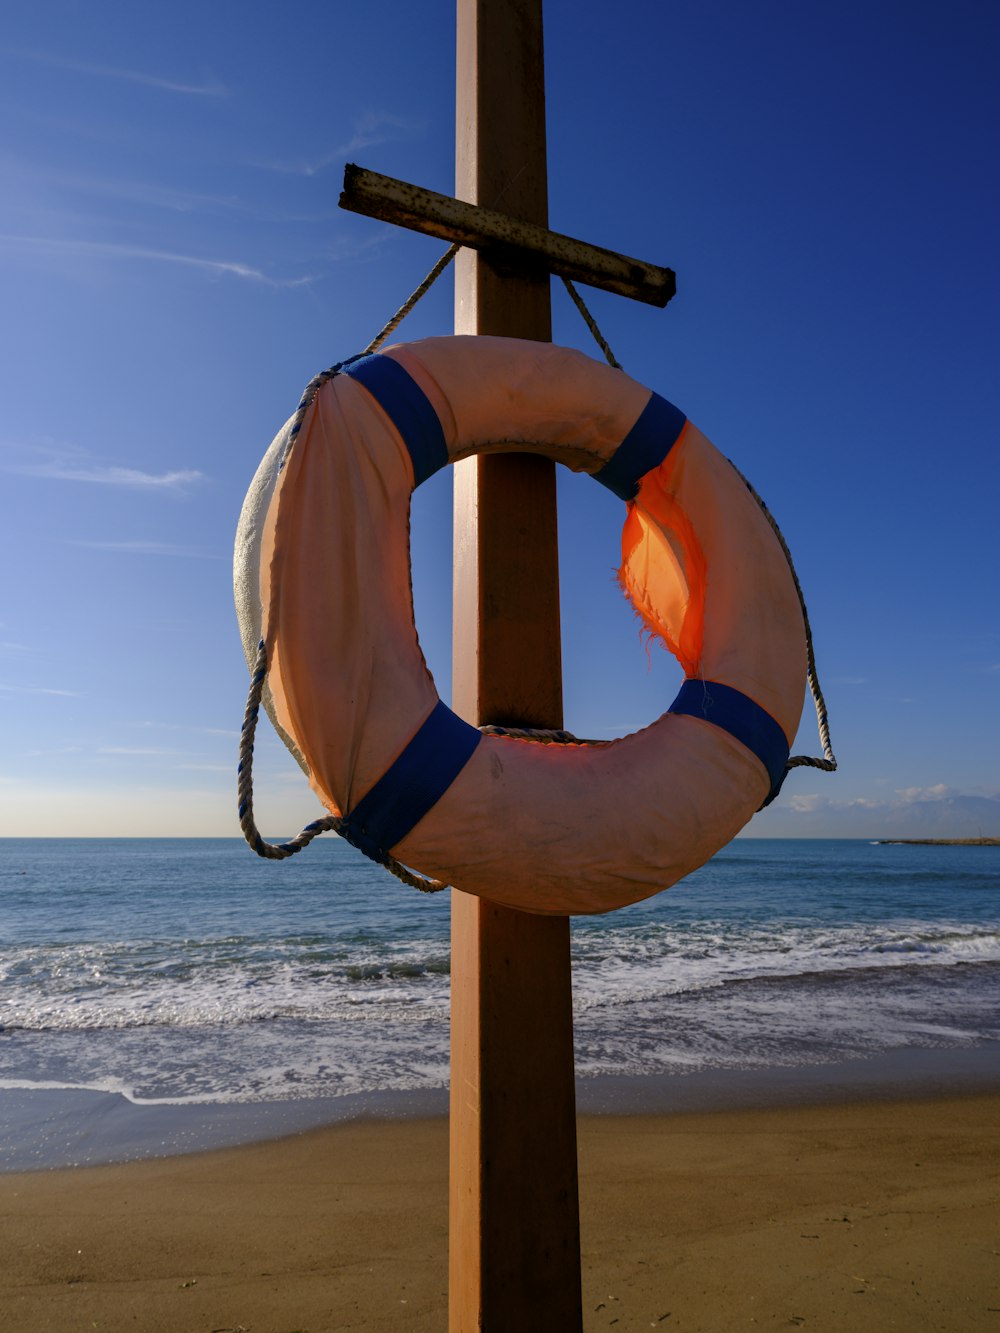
[876,837,999,846]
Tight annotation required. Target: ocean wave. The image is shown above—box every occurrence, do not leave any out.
[1,921,999,1033]
[1,964,997,1105]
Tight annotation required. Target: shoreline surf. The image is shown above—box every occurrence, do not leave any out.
[4,1041,999,1173]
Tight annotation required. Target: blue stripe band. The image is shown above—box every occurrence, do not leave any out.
[340,700,482,862]
[668,679,789,800]
[341,354,448,487]
[594,391,687,501]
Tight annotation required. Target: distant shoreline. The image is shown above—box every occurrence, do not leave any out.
[876,836,1000,846]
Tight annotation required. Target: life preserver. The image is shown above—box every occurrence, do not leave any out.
[235,336,806,915]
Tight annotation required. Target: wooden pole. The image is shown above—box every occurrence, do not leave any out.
[450,1,583,1330]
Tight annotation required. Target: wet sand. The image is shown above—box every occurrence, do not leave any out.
[2,1093,998,1331]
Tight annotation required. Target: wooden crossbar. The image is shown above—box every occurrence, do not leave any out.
[340,163,676,308]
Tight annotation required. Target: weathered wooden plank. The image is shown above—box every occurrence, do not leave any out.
[341,162,675,308]
[448,1,583,1330]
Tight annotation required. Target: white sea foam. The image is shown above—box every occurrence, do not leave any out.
[570,920,1000,1013]
[2,837,998,1107]
[3,957,997,1106]
[0,1077,208,1107]
[2,920,998,1033]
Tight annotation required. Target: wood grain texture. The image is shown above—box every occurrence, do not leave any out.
[449,1,582,1329]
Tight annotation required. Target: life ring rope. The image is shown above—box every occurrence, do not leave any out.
[237,636,449,892]
[727,461,838,783]
[360,234,624,374]
[236,346,836,895]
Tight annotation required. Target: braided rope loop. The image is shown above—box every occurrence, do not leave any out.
[726,463,838,792]
[237,640,342,859]
[238,640,448,892]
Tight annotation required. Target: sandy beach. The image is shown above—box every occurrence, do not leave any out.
[2,1092,998,1332]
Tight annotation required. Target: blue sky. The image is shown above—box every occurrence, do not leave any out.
[1,0,997,839]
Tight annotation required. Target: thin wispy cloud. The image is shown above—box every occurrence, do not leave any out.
[68,540,225,559]
[100,748,234,773]
[325,229,395,264]
[0,233,300,285]
[15,164,248,216]
[135,721,240,738]
[257,111,425,177]
[46,465,203,490]
[0,683,80,697]
[13,459,203,493]
[272,767,319,785]
[8,48,228,97]
[3,438,204,494]
[98,746,180,757]
[335,110,425,159]
[21,745,84,758]
[8,159,351,226]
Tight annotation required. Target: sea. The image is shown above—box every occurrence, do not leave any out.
[1,836,998,1170]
